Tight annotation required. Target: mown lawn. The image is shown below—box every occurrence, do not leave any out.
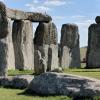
[0,88,71,100]
[64,68,100,79]
[8,68,100,79]
[2,69,100,100]
[8,70,33,76]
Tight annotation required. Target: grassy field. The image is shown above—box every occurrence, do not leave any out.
[0,88,71,100]
[64,68,100,79]
[8,68,100,79]
[1,69,100,100]
[8,70,33,76]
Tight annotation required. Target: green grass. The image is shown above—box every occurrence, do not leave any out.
[8,70,33,76]
[64,68,100,79]
[0,88,71,100]
[8,69,100,79]
[2,69,100,100]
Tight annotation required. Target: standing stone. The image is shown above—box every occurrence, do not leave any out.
[5,18,15,70]
[0,40,7,76]
[87,18,100,68]
[12,20,34,70]
[0,2,8,38]
[0,18,15,76]
[34,22,58,74]
[60,24,80,68]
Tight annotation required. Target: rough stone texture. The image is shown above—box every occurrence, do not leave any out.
[11,75,33,89]
[60,24,80,68]
[34,22,58,74]
[27,72,100,97]
[6,8,52,22]
[34,49,47,75]
[87,23,100,68]
[6,18,15,70]
[0,40,7,76]
[12,20,34,70]
[0,75,33,89]
[0,18,15,76]
[0,1,8,38]
[95,16,100,24]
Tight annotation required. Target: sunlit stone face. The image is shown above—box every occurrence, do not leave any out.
[61,24,79,49]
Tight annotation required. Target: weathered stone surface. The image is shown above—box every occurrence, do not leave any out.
[34,22,58,74]
[34,49,47,75]
[0,40,7,76]
[87,24,100,68]
[27,72,100,97]
[95,16,100,24]
[0,75,33,89]
[34,22,57,45]
[47,44,58,71]
[6,18,15,70]
[0,1,8,38]
[0,18,15,75]
[12,20,34,70]
[11,75,33,89]
[60,24,80,68]
[6,8,52,22]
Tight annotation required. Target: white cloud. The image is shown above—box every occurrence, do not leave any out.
[0,0,4,2]
[44,0,66,6]
[25,3,50,12]
[25,0,72,12]
[33,0,39,4]
[71,15,86,19]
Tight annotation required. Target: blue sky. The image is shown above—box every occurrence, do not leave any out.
[1,0,100,47]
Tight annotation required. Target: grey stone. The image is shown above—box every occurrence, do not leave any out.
[0,77,11,87]
[27,72,100,97]
[0,1,8,38]
[95,16,100,24]
[6,18,15,70]
[11,75,33,89]
[6,8,52,22]
[60,23,80,68]
[0,18,15,76]
[0,39,8,76]
[0,75,33,89]
[34,49,46,75]
[34,22,58,74]
[12,20,34,70]
[34,22,57,45]
[87,24,100,68]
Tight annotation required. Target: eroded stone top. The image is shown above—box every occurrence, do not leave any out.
[60,23,79,48]
[0,1,52,22]
[34,22,58,45]
[95,16,100,24]
[6,8,52,22]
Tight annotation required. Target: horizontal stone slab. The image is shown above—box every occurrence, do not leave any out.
[6,8,52,22]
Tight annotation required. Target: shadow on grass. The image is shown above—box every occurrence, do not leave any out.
[17,90,98,100]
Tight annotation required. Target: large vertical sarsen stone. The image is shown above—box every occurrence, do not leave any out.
[0,2,8,38]
[0,18,15,76]
[12,20,34,70]
[60,23,80,68]
[87,21,100,68]
[34,22,58,74]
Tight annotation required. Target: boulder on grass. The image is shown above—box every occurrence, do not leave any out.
[27,72,100,97]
